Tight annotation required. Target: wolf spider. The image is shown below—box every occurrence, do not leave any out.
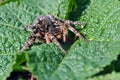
[19,15,87,54]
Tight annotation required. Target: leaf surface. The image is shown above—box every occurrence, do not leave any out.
[80,0,120,41]
[49,0,120,79]
[0,0,71,79]
[50,41,120,80]
[26,43,64,80]
[0,0,120,80]
[88,72,120,80]
[0,54,16,80]
[27,0,120,80]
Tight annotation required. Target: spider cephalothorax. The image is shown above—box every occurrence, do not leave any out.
[19,15,87,54]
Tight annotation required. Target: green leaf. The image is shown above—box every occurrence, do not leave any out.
[26,41,120,80]
[1,0,120,80]
[0,54,16,80]
[88,72,120,80]
[51,41,120,80]
[26,0,120,80]
[0,0,74,79]
[80,0,120,41]
[0,0,19,6]
[49,0,120,79]
[26,43,64,80]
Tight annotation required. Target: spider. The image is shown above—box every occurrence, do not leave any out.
[19,15,87,54]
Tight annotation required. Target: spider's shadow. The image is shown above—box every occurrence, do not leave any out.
[63,0,90,51]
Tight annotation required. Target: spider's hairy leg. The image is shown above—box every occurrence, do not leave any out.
[64,20,86,26]
[19,33,36,53]
[67,25,88,42]
[45,33,51,44]
[56,34,62,40]
[24,25,32,31]
[61,26,67,42]
[72,21,86,26]
[71,21,86,29]
[48,33,66,54]
[63,27,67,43]
[58,25,67,42]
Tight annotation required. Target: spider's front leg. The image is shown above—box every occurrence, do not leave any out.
[45,33,51,44]
[59,25,67,43]
[24,25,32,31]
[71,21,86,26]
[64,20,86,27]
[19,33,36,53]
[47,33,66,54]
[70,21,86,29]
[67,25,88,42]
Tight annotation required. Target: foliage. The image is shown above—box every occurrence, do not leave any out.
[0,0,120,80]
[0,54,16,80]
[88,72,120,80]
